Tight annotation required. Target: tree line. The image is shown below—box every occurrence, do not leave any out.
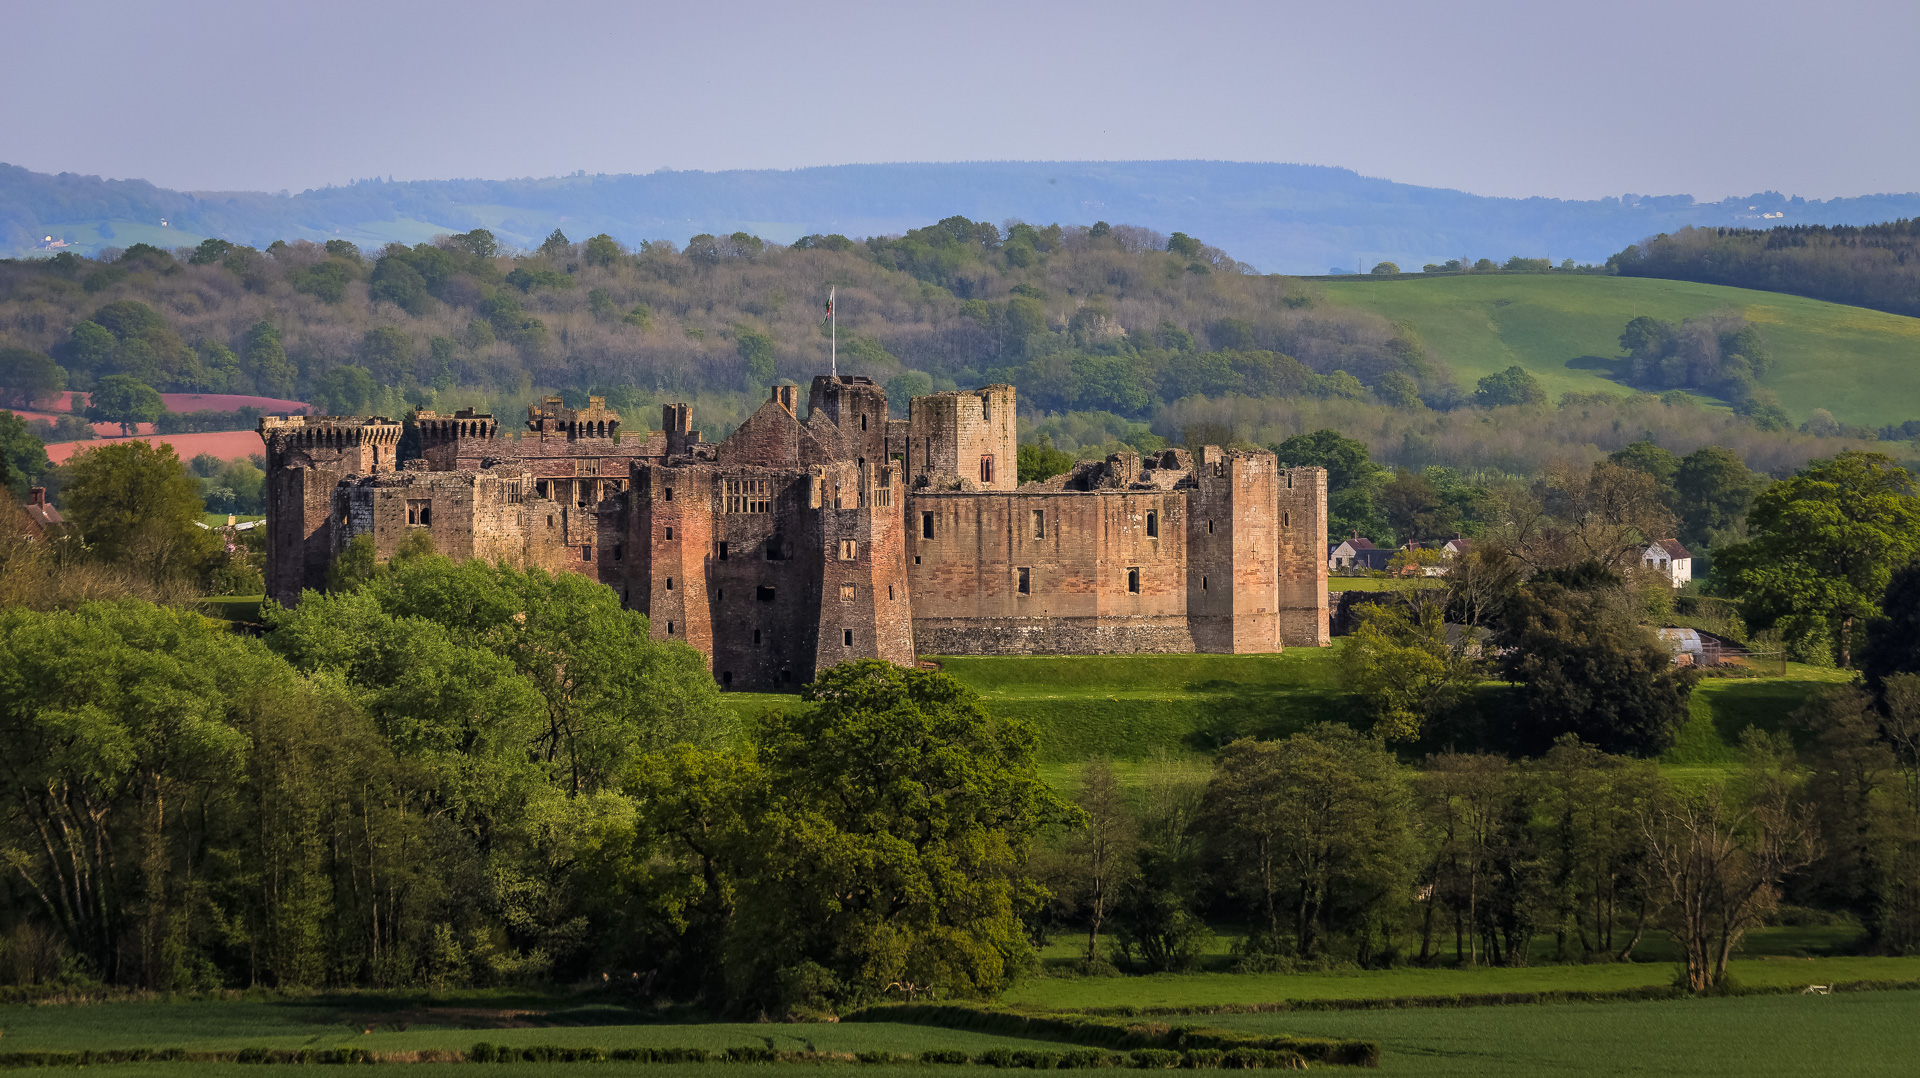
[1612,220,1920,319]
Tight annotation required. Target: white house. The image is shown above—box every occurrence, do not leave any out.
[1642,539,1692,588]
[1328,535,1391,571]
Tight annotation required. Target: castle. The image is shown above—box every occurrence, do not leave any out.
[260,376,1329,689]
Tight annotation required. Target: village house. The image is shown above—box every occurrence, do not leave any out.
[1642,538,1692,588]
[1328,534,1392,572]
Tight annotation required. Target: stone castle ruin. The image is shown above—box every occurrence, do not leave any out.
[261,376,1328,689]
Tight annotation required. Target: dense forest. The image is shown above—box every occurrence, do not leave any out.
[1,216,1895,502]
[1612,220,1920,319]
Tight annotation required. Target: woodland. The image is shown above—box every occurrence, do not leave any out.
[1613,220,1920,319]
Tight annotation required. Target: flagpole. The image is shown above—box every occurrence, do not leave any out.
[830,286,837,377]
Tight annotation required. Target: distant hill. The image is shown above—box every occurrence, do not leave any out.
[9,160,1920,274]
[1321,274,1920,429]
[1613,221,1920,319]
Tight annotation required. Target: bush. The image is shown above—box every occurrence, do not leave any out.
[1130,1049,1182,1068]
[923,1049,973,1065]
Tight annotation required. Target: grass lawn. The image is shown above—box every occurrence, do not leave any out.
[1320,274,1920,428]
[0,996,1059,1056]
[1328,578,1446,592]
[1003,955,1920,1011]
[198,594,264,627]
[1661,664,1853,767]
[932,651,1354,763]
[1202,990,1920,1076]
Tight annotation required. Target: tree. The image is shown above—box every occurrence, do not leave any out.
[85,374,165,435]
[1473,366,1546,408]
[1340,600,1478,741]
[1017,436,1074,484]
[359,326,414,385]
[1112,753,1213,972]
[1370,262,1401,275]
[1497,581,1698,755]
[241,322,295,398]
[1202,727,1408,961]
[725,661,1074,1009]
[539,229,572,258]
[1061,759,1138,964]
[1717,452,1920,667]
[1374,370,1423,409]
[1641,737,1820,991]
[0,347,66,408]
[1272,429,1386,542]
[1619,316,1675,361]
[1607,440,1679,494]
[583,233,621,268]
[735,328,776,389]
[0,410,50,494]
[1672,446,1762,552]
[60,440,218,582]
[1862,563,1920,693]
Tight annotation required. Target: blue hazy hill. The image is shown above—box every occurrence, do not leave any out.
[8,159,1920,274]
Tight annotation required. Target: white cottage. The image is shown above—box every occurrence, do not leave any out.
[1642,538,1693,588]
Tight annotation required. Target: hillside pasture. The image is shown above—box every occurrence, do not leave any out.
[45,429,267,463]
[1321,274,1920,428]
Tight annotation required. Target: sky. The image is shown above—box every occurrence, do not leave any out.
[6,0,1917,201]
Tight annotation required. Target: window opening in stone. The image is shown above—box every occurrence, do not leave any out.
[1202,575,1209,590]
[1032,509,1045,538]
[719,541,729,559]
[665,576,673,590]
[840,539,857,560]
[547,514,555,527]
[756,585,776,602]
[1284,511,1290,528]
[613,543,623,561]
[722,671,732,687]
[915,555,921,564]
[844,629,854,647]
[1286,473,1293,490]
[888,585,895,600]
[666,621,674,635]
[861,413,868,430]
[781,669,793,683]
[582,544,592,561]
[665,526,674,540]
[1018,567,1030,594]
[666,487,674,501]
[1127,567,1140,593]
[922,512,934,539]
[1146,511,1158,537]
[979,455,994,483]
[1208,519,1214,534]
[753,628,762,644]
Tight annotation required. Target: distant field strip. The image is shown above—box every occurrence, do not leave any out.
[1321,274,1920,428]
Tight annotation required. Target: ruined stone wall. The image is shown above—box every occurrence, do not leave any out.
[332,469,619,584]
[906,489,1197,655]
[1276,466,1331,646]
[807,376,890,467]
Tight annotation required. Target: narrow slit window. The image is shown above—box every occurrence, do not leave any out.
[665,526,674,540]
[1018,567,1031,595]
[843,629,854,647]
[1283,511,1290,528]
[753,628,762,644]
[1202,575,1209,590]
[1032,509,1045,538]
[1146,511,1158,537]
[665,487,674,501]
[667,620,674,635]
[582,544,592,561]
[888,585,895,600]
[922,512,934,539]
[1208,519,1214,534]
[718,541,729,560]
[665,576,673,590]
[613,543,623,561]
[1127,567,1140,593]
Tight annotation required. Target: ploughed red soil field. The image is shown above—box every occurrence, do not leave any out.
[46,430,267,464]
[37,391,310,414]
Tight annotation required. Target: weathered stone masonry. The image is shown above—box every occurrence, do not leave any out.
[263,375,1328,690]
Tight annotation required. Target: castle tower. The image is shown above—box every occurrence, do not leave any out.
[414,408,499,471]
[811,459,914,675]
[1186,447,1282,653]
[1276,466,1331,646]
[906,384,1017,490]
[662,403,700,457]
[258,415,402,604]
[807,375,890,466]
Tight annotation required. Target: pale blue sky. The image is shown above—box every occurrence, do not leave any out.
[6,0,1915,200]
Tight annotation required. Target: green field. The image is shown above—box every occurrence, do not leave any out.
[1321,274,1920,428]
[1204,990,1920,1076]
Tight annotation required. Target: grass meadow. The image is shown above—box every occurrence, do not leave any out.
[1320,273,1920,428]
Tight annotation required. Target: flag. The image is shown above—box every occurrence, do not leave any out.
[822,289,834,324]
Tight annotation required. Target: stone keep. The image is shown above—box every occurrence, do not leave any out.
[263,374,1329,688]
